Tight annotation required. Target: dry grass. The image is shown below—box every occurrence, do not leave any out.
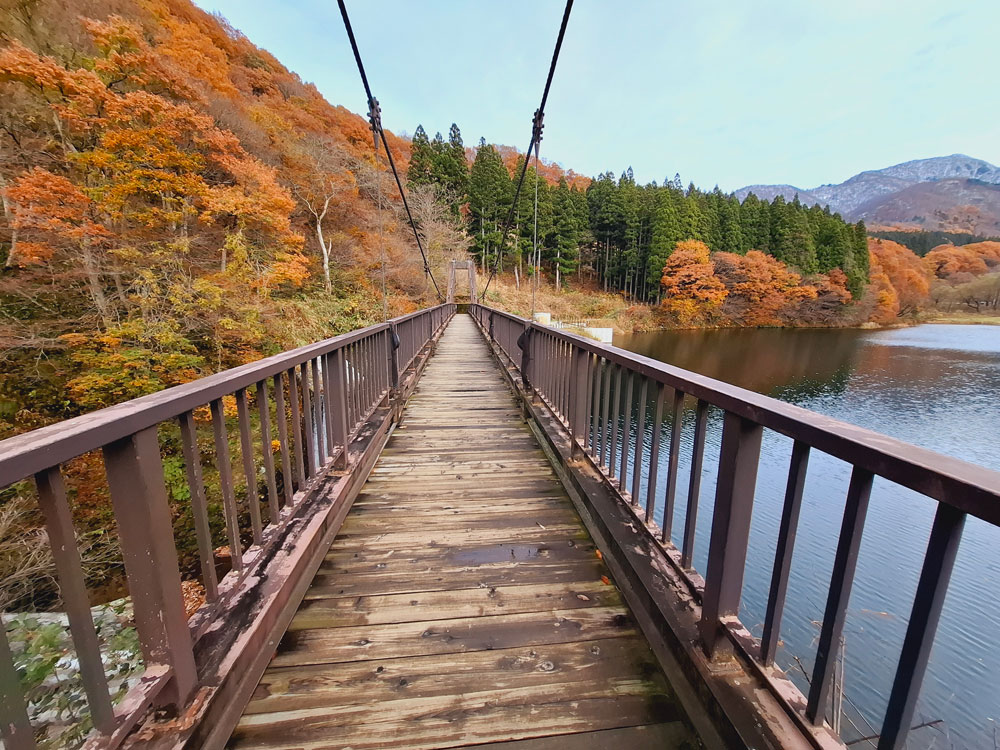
[917,311,1000,326]
[478,274,636,330]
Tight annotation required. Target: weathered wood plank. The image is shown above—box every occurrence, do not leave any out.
[292,580,622,628]
[244,637,663,715]
[453,723,693,750]
[231,691,681,750]
[308,559,608,598]
[270,607,638,667]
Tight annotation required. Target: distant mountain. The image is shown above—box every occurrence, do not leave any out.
[735,155,1000,235]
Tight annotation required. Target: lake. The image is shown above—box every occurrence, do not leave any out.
[612,324,1000,749]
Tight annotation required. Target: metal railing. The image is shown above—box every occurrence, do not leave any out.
[471,303,1000,750]
[0,304,454,749]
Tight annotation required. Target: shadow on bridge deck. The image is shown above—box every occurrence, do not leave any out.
[227,316,700,749]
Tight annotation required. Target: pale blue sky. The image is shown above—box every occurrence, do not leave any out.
[196,1,1000,192]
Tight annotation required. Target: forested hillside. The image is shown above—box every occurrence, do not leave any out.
[410,130,870,308]
[0,0,455,440]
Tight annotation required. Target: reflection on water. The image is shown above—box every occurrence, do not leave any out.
[614,324,1000,749]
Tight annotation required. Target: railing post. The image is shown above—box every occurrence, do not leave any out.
[700,411,763,658]
[103,427,197,707]
[569,346,590,457]
[878,503,965,749]
[34,468,116,733]
[0,624,34,750]
[388,324,402,420]
[807,467,873,723]
[517,325,534,395]
[329,347,351,469]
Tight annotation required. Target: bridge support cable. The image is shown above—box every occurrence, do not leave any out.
[481,0,574,298]
[336,0,444,302]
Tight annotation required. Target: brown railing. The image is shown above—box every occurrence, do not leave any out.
[471,303,1000,750]
[0,304,454,749]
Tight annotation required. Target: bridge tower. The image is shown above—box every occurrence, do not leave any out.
[446,259,478,304]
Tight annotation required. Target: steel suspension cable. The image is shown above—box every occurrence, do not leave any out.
[481,0,574,298]
[336,0,444,302]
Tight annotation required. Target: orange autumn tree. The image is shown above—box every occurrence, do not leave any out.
[659,240,728,326]
[867,239,931,315]
[924,245,988,281]
[712,250,817,326]
[6,168,114,323]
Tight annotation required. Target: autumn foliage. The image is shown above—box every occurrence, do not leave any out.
[0,0,434,431]
[659,240,727,325]
[659,242,840,327]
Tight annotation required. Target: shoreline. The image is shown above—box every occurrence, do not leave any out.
[606,312,1000,336]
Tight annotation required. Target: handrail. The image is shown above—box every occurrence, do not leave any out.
[0,303,455,750]
[470,302,1000,750]
[0,308,442,487]
[476,306,1000,523]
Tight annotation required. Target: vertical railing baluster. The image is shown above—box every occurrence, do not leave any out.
[609,365,623,479]
[583,350,594,450]
[662,389,686,543]
[330,347,351,469]
[681,399,709,569]
[631,377,648,505]
[0,624,35,750]
[256,380,280,525]
[210,398,243,571]
[761,440,810,665]
[299,363,316,478]
[355,341,364,416]
[644,383,665,524]
[350,344,360,427]
[700,412,763,658]
[103,427,197,706]
[311,357,327,461]
[235,388,262,544]
[618,371,633,493]
[878,504,965,750]
[323,353,336,450]
[274,373,295,507]
[558,339,567,418]
[34,467,116,731]
[600,361,612,467]
[569,346,590,454]
[178,411,218,600]
[364,337,373,410]
[369,336,377,407]
[589,357,601,456]
[806,467,874,722]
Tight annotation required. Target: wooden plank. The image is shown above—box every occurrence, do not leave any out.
[292,580,622,629]
[453,723,692,750]
[326,526,589,552]
[244,636,661,715]
[319,540,600,576]
[270,607,638,667]
[337,508,580,533]
[308,559,608,598]
[230,690,680,750]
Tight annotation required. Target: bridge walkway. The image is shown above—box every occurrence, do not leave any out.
[227,315,697,749]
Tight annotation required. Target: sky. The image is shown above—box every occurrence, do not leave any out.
[195,0,1000,192]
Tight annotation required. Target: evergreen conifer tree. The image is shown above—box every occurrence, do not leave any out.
[407,125,435,185]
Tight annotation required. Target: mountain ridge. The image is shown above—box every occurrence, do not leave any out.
[735,155,1000,234]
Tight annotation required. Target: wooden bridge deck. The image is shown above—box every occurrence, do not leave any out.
[228,315,697,750]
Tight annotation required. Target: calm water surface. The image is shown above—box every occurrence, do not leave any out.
[613,324,1000,749]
